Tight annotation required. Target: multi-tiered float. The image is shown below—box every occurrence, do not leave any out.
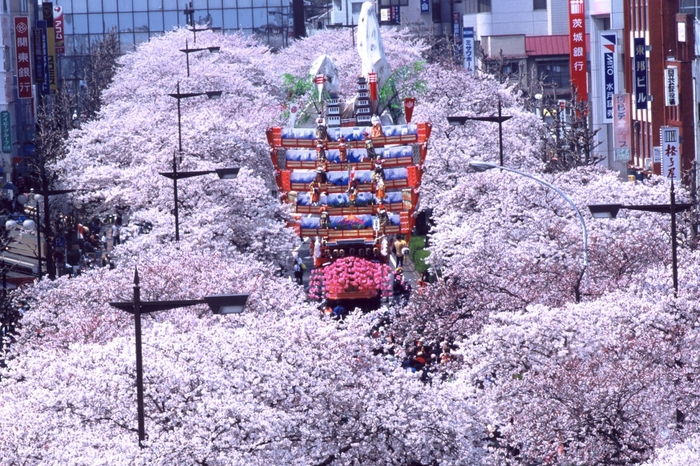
[267,2,431,302]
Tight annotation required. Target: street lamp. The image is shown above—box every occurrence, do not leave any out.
[159,166,240,241]
[179,39,220,77]
[469,160,588,271]
[168,82,224,241]
[15,190,44,278]
[35,189,76,279]
[109,267,249,447]
[448,100,512,166]
[183,1,221,44]
[588,180,692,295]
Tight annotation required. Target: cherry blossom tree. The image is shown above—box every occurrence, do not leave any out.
[462,289,700,465]
[1,243,486,464]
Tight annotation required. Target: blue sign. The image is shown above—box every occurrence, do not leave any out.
[602,34,616,122]
[55,235,66,249]
[463,27,475,72]
[37,20,51,96]
[420,0,429,13]
[633,37,647,110]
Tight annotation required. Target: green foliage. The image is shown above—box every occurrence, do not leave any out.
[281,73,314,100]
[377,61,428,121]
[408,235,426,259]
[413,250,430,274]
[409,235,429,274]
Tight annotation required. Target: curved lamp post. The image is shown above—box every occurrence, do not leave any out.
[588,179,692,296]
[109,267,249,447]
[469,160,588,269]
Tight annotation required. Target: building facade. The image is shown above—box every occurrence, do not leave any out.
[623,0,695,181]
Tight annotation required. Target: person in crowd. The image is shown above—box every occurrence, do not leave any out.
[315,117,328,142]
[338,136,347,163]
[315,166,328,184]
[376,178,386,202]
[347,178,359,206]
[292,251,304,285]
[364,133,377,160]
[316,139,327,162]
[320,206,331,229]
[112,223,121,247]
[310,178,322,206]
[332,303,345,320]
[377,206,390,229]
[370,115,384,138]
[394,235,407,267]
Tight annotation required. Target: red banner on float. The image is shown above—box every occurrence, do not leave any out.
[14,17,32,99]
[568,0,588,102]
[404,98,416,123]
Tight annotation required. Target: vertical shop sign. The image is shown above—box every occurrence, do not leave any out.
[53,6,65,54]
[601,33,616,123]
[613,93,631,162]
[43,2,57,94]
[1,111,11,154]
[633,37,648,110]
[661,126,681,181]
[665,66,678,106]
[463,27,475,72]
[568,0,588,102]
[14,17,32,99]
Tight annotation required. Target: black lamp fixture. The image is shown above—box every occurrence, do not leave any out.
[167,82,225,241]
[109,268,249,446]
[588,180,693,295]
[180,39,220,77]
[448,99,512,166]
[183,1,221,44]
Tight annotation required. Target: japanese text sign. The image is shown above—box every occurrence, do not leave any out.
[14,17,32,99]
[568,0,588,102]
[463,27,475,73]
[661,126,681,181]
[601,33,616,123]
[665,66,678,106]
[633,37,648,110]
[613,93,631,162]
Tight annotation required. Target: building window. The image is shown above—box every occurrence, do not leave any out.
[432,0,441,22]
[534,0,547,10]
[537,60,571,91]
[478,0,492,13]
[380,0,409,6]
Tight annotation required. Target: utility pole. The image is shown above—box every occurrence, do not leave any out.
[292,0,306,39]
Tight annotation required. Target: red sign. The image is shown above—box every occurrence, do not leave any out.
[568,0,588,102]
[14,17,32,99]
[53,6,65,54]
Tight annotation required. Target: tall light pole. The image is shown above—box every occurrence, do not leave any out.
[183,1,221,44]
[16,191,44,279]
[168,83,223,241]
[159,168,241,240]
[109,267,249,447]
[179,40,220,77]
[448,100,512,166]
[588,179,693,296]
[470,161,588,300]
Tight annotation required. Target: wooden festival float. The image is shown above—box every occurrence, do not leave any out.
[267,4,430,302]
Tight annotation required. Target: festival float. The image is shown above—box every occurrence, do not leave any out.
[266,2,430,303]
